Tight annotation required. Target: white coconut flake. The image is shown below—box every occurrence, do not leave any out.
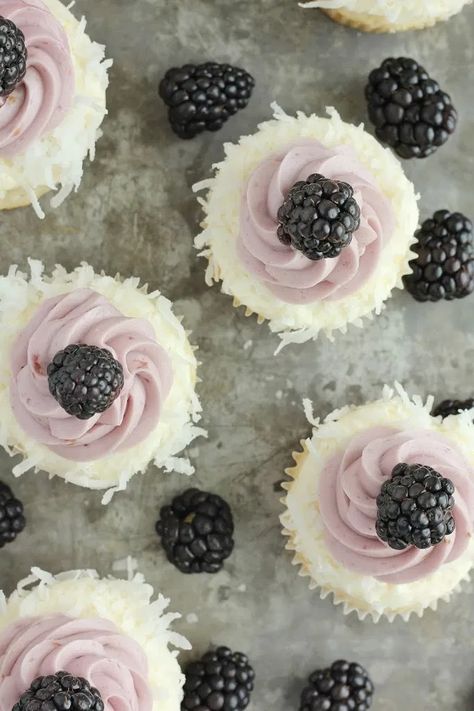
[0,0,110,216]
[194,106,419,350]
[0,261,205,501]
[0,568,189,711]
[282,384,474,621]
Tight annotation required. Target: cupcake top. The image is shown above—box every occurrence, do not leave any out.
[281,384,474,621]
[0,0,75,158]
[0,261,204,501]
[0,567,189,711]
[195,106,418,349]
[300,0,470,24]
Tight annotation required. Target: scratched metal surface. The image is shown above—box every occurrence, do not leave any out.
[1,1,474,708]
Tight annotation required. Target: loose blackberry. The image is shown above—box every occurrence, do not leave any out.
[182,646,255,711]
[277,174,360,261]
[433,398,474,419]
[159,62,255,139]
[12,671,104,711]
[47,344,124,420]
[156,488,234,574]
[365,57,457,159]
[300,660,374,711]
[376,463,456,550]
[403,210,474,302]
[0,17,27,98]
[0,480,25,548]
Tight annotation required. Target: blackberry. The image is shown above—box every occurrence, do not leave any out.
[47,344,124,420]
[433,398,474,419]
[12,671,104,711]
[0,480,25,548]
[376,463,456,550]
[159,62,255,139]
[403,210,474,302]
[181,646,254,711]
[156,488,234,574]
[366,57,457,159]
[0,16,27,97]
[277,174,360,261]
[300,660,374,711]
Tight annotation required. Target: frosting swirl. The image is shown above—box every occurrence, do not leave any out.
[238,140,395,304]
[0,0,75,158]
[10,288,173,462]
[0,614,152,710]
[319,426,474,584]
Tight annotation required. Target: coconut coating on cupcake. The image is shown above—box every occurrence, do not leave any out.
[0,567,189,710]
[300,0,472,32]
[0,0,111,217]
[0,261,204,502]
[194,105,418,349]
[281,384,474,621]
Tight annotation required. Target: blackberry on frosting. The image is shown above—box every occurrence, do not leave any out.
[277,174,361,260]
[0,16,27,97]
[13,672,104,711]
[376,463,456,550]
[47,344,124,420]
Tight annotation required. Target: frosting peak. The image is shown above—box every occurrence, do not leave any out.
[319,426,474,584]
[10,288,173,461]
[0,0,75,158]
[0,614,152,711]
[238,140,395,304]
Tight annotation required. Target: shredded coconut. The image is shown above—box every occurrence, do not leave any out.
[299,0,471,27]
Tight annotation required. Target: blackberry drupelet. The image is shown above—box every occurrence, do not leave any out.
[403,210,474,302]
[433,398,474,419]
[156,488,234,574]
[0,16,27,98]
[159,62,255,139]
[0,480,25,548]
[47,344,124,420]
[277,174,361,261]
[299,660,374,711]
[181,646,255,711]
[366,57,457,159]
[376,463,456,550]
[12,671,104,711]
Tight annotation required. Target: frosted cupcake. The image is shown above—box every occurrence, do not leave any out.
[0,0,111,218]
[300,0,472,32]
[0,566,189,710]
[194,105,418,350]
[281,384,474,621]
[0,261,204,503]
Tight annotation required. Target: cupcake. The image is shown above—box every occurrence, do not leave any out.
[300,0,472,32]
[0,0,111,218]
[194,105,418,350]
[0,566,189,710]
[0,260,204,503]
[281,384,474,621]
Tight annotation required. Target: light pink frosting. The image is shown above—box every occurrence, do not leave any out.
[319,426,474,584]
[10,288,173,462]
[0,0,75,158]
[238,140,395,304]
[0,614,152,711]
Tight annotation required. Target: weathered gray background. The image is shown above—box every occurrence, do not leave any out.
[1,1,474,708]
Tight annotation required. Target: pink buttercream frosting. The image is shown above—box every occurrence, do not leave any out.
[0,614,152,711]
[318,426,474,584]
[0,0,75,158]
[9,288,173,462]
[238,140,395,304]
